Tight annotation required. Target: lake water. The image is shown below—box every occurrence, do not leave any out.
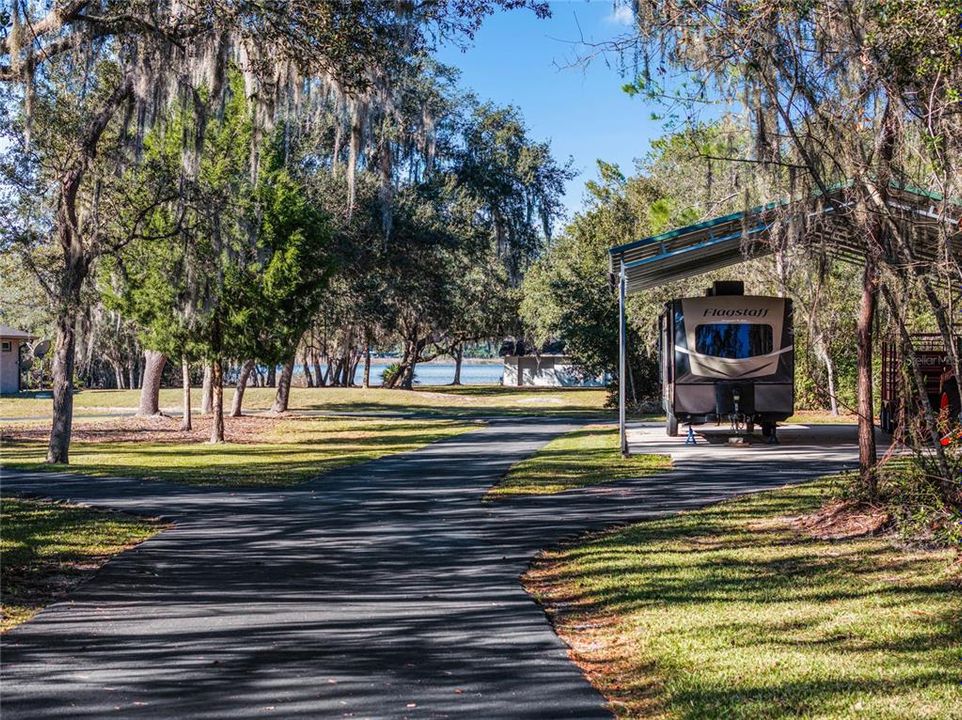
[297,361,504,387]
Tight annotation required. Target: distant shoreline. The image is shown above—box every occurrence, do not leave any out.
[369,357,503,365]
[293,358,506,387]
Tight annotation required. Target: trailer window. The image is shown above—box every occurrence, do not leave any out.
[695,324,773,359]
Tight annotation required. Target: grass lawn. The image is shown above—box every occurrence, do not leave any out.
[0,385,611,420]
[524,479,962,719]
[1,416,477,486]
[487,425,672,498]
[1,496,164,631]
[785,410,859,425]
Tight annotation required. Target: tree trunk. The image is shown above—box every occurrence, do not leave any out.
[313,351,324,388]
[815,338,839,416]
[856,261,879,495]
[824,351,839,416]
[266,364,276,387]
[303,351,315,387]
[272,357,295,413]
[180,357,192,431]
[230,359,255,417]
[45,73,133,465]
[341,327,354,387]
[452,344,463,385]
[400,339,422,390]
[81,318,97,389]
[127,339,143,390]
[210,358,225,443]
[363,343,372,388]
[137,350,166,416]
[47,309,78,464]
[327,358,337,387]
[854,101,897,494]
[386,340,413,390]
[202,364,213,415]
[349,354,360,387]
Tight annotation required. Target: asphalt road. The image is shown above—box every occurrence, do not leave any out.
[0,420,860,719]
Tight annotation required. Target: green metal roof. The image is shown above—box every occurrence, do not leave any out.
[609,184,960,294]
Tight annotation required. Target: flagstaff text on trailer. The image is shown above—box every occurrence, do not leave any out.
[702,307,770,318]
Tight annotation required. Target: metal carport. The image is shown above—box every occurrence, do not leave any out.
[608,185,961,455]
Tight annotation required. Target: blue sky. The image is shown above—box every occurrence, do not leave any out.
[435,1,663,219]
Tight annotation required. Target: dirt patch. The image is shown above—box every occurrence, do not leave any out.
[779,499,891,540]
[0,413,297,446]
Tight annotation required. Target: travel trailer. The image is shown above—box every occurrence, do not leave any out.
[657,281,794,439]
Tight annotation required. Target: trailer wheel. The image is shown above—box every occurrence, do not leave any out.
[666,411,679,437]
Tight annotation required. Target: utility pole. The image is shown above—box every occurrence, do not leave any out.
[619,263,628,457]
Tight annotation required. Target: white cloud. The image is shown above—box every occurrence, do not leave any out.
[605,4,635,26]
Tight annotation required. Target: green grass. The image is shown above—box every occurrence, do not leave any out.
[785,410,859,425]
[525,479,962,719]
[0,417,476,486]
[487,425,672,498]
[1,496,163,631]
[0,385,611,419]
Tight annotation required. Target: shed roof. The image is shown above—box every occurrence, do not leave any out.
[0,325,35,340]
[503,354,571,361]
[608,184,961,294]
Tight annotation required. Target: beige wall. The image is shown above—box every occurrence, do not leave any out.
[502,356,605,388]
[0,339,24,394]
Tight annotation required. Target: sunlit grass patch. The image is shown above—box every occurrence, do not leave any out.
[524,479,962,719]
[0,385,612,420]
[487,424,671,498]
[0,416,477,486]
[0,496,164,631]
[284,385,611,417]
[784,410,859,425]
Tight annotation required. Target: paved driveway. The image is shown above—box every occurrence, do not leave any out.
[0,420,860,719]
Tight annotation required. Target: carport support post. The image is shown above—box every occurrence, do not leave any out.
[619,264,628,457]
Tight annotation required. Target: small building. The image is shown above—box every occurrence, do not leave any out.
[502,354,605,388]
[0,325,35,394]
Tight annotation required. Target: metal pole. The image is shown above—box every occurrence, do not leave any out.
[619,264,628,457]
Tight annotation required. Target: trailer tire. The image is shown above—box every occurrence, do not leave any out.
[666,411,679,437]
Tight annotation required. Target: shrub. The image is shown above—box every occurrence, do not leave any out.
[381,363,401,386]
[842,454,962,548]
